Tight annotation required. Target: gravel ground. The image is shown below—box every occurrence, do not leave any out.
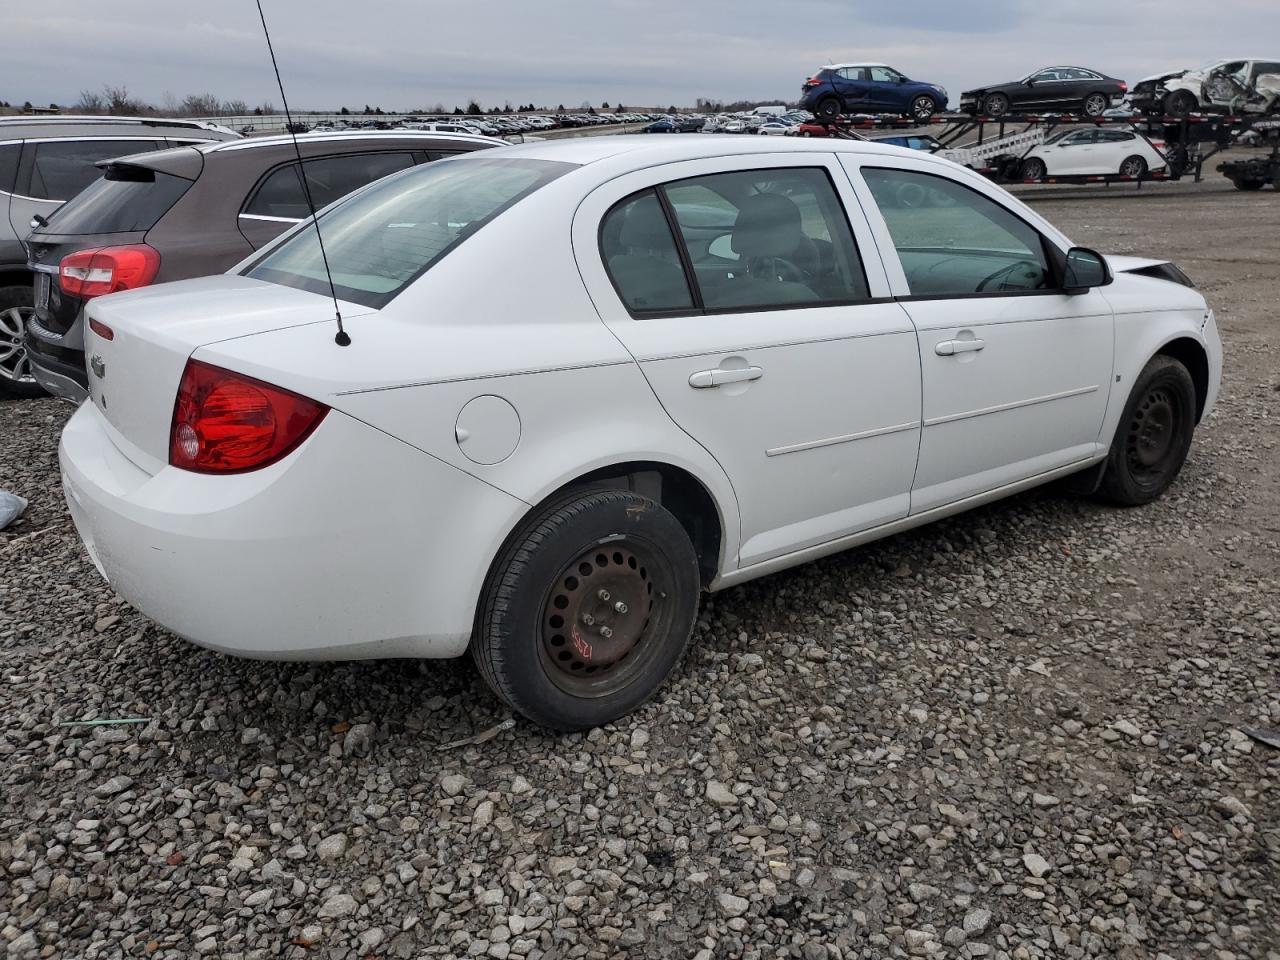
[1,181,1277,960]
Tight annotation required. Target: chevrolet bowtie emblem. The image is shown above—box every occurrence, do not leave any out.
[90,354,106,380]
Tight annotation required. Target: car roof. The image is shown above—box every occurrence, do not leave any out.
[0,115,239,140]
[824,62,891,70]
[475,133,920,167]
[202,130,504,154]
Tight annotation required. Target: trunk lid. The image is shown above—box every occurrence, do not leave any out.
[82,274,374,471]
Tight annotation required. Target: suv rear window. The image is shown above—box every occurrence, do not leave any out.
[25,139,163,201]
[41,165,193,235]
[245,157,573,309]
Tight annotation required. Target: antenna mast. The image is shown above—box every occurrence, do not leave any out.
[254,0,351,346]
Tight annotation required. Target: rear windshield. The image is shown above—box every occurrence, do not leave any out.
[41,165,193,235]
[244,156,574,309]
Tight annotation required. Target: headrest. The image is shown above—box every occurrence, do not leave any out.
[731,192,803,260]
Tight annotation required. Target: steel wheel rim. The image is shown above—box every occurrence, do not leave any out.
[1125,386,1181,483]
[0,305,35,384]
[538,538,668,698]
[1085,94,1106,116]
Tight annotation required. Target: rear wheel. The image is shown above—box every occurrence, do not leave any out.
[1119,155,1148,178]
[815,97,841,121]
[0,285,44,399]
[1020,157,1047,180]
[1232,177,1266,191]
[982,93,1010,118]
[1083,93,1109,117]
[910,96,938,121]
[1164,90,1197,117]
[1099,355,1196,506]
[472,489,701,731]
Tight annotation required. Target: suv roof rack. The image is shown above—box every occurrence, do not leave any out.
[0,115,230,130]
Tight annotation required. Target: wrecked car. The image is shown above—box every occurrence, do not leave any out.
[1133,59,1280,117]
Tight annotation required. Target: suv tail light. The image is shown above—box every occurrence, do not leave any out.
[169,360,328,474]
[804,75,822,88]
[59,244,161,300]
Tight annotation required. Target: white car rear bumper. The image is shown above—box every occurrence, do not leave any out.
[59,401,527,660]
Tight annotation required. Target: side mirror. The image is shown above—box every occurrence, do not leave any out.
[1063,247,1112,293]
[1026,78,1037,87]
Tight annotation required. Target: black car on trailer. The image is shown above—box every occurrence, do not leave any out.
[961,67,1127,118]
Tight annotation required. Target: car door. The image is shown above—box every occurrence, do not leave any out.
[842,157,1113,513]
[237,150,417,248]
[834,68,870,111]
[7,137,163,257]
[1047,130,1099,174]
[574,154,922,569]
[1050,69,1089,110]
[867,66,905,111]
[1021,70,1061,110]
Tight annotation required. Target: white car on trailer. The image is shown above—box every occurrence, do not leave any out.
[60,135,1221,729]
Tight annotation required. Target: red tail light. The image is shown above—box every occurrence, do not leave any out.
[59,244,160,300]
[169,360,328,474]
[804,76,822,88]
[1118,81,1128,93]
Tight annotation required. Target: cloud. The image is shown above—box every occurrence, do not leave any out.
[3,0,1276,111]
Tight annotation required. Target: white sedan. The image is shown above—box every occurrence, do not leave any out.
[60,137,1221,730]
[1019,127,1168,179]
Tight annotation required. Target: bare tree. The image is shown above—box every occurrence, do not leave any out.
[74,89,107,113]
[104,85,146,115]
[160,90,180,115]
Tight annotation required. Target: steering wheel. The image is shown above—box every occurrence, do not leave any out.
[976,259,1040,292]
[748,256,807,284]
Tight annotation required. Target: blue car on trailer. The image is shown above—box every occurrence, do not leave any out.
[801,63,948,122]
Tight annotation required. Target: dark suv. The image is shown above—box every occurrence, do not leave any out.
[801,63,948,122]
[0,116,240,396]
[24,131,500,402]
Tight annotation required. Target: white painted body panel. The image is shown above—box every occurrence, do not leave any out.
[1023,135,1167,176]
[59,136,1221,660]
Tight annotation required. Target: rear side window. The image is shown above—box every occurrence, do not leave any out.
[0,143,20,193]
[862,167,1052,297]
[41,165,193,235]
[243,152,417,219]
[245,157,572,308]
[602,167,869,316]
[25,140,163,201]
[599,191,694,312]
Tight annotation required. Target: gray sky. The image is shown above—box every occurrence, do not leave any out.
[7,0,1278,112]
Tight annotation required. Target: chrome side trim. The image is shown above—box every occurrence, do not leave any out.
[923,385,1098,428]
[765,420,919,458]
[237,213,302,224]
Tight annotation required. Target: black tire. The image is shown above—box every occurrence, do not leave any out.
[1164,90,1197,118]
[0,285,45,399]
[1020,157,1047,180]
[1119,155,1148,178]
[910,95,938,121]
[1099,355,1197,506]
[982,92,1010,118]
[815,97,841,122]
[1232,177,1266,191]
[472,489,701,731]
[1083,92,1109,117]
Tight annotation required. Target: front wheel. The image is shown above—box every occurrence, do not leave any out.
[1099,355,1197,506]
[472,489,701,731]
[910,96,938,121]
[1020,157,1047,180]
[1165,90,1197,117]
[982,93,1010,118]
[1232,177,1265,191]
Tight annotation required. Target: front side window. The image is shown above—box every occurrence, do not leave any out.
[245,157,573,308]
[601,167,869,315]
[862,167,1053,297]
[244,152,418,220]
[869,67,903,83]
[26,139,163,201]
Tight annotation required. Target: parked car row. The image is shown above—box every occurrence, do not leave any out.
[52,134,1220,730]
[800,57,1279,121]
[284,112,663,139]
[0,116,502,397]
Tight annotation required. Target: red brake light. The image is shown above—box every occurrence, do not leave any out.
[1118,81,1128,92]
[169,360,328,474]
[59,244,160,300]
[804,76,822,87]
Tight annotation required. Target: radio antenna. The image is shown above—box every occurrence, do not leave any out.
[254,0,350,346]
